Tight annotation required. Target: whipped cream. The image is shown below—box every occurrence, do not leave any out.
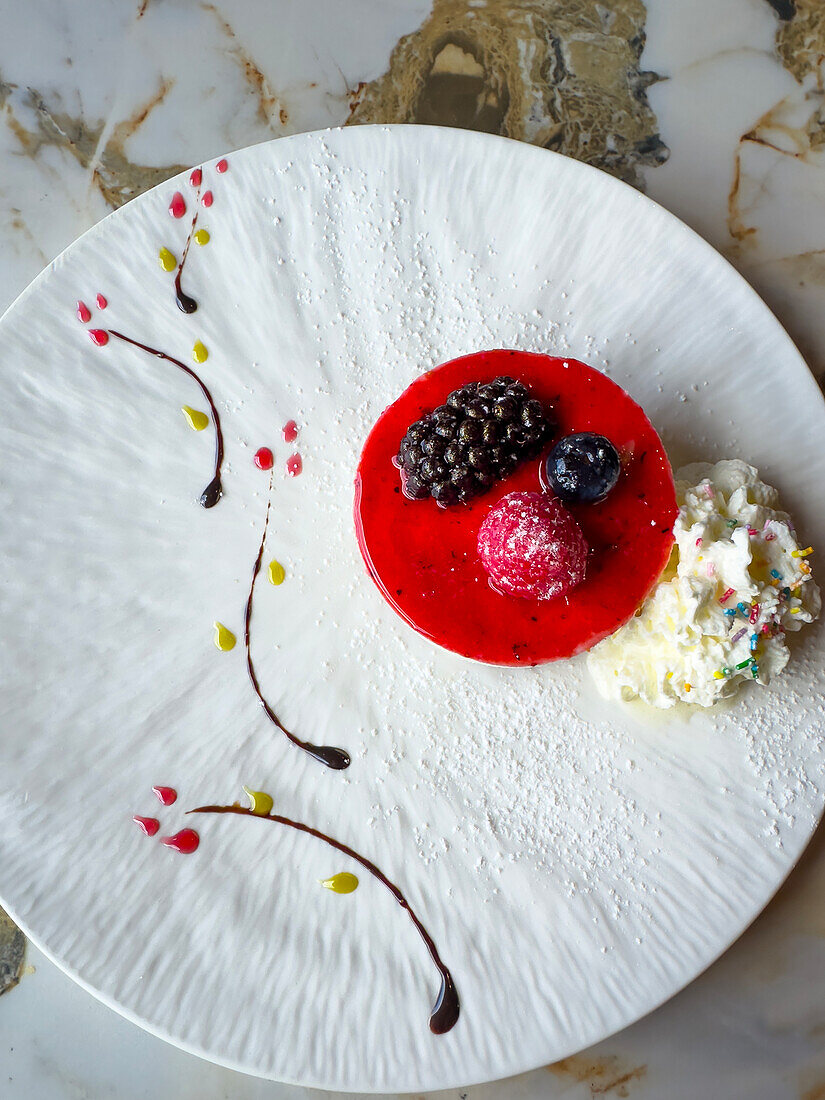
[587,460,820,708]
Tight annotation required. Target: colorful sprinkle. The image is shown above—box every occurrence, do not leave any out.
[721,666,732,677]
[713,670,724,680]
[723,608,736,618]
[76,300,91,323]
[735,658,752,669]
[752,664,759,679]
[665,671,673,679]
[254,447,274,471]
[726,520,737,529]
[96,293,107,310]
[160,829,200,854]
[770,569,782,580]
[320,872,359,894]
[190,167,202,187]
[216,158,228,173]
[181,405,209,431]
[268,559,286,585]
[169,191,187,218]
[88,329,109,346]
[159,247,177,271]
[152,786,177,806]
[194,228,210,246]
[719,588,735,604]
[800,561,812,574]
[286,453,303,477]
[792,547,814,558]
[762,622,771,633]
[192,340,208,363]
[732,627,747,643]
[283,419,298,444]
[202,190,213,208]
[750,634,759,651]
[242,786,274,816]
[790,607,801,614]
[747,526,758,537]
[705,561,715,577]
[765,532,776,542]
[133,815,159,836]
[684,683,692,693]
[749,604,760,625]
[213,622,236,651]
[736,602,747,615]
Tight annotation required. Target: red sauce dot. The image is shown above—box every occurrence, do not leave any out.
[286,453,303,477]
[160,829,199,854]
[254,447,274,471]
[133,815,159,837]
[215,158,228,173]
[89,329,109,346]
[76,300,91,323]
[152,785,177,806]
[96,293,107,310]
[202,191,214,208]
[189,167,202,187]
[169,191,186,218]
[282,419,298,443]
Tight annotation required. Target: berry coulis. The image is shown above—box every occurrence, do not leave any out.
[354,350,677,665]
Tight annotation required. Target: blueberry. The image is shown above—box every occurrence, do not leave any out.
[545,433,621,504]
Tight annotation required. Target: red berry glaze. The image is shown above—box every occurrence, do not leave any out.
[354,350,677,665]
[478,491,587,599]
[254,447,274,471]
[202,190,214,208]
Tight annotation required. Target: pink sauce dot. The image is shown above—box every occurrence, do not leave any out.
[76,300,91,323]
[169,191,187,218]
[190,167,202,187]
[286,453,303,477]
[160,829,200,854]
[254,447,274,471]
[152,785,177,806]
[96,293,107,310]
[201,190,214,208]
[216,158,228,173]
[89,329,109,346]
[282,419,298,443]
[133,815,160,837]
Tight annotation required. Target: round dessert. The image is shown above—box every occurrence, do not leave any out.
[354,350,678,665]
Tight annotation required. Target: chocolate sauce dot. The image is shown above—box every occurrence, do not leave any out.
[175,287,198,314]
[307,744,351,770]
[200,475,223,509]
[429,971,460,1034]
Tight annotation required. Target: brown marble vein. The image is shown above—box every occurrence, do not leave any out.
[0,905,25,997]
[202,2,288,128]
[547,1052,647,1096]
[346,0,668,189]
[1,72,188,209]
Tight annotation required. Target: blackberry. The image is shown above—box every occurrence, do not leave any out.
[397,377,556,505]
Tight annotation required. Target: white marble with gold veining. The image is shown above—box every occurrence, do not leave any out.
[1,1,824,1097]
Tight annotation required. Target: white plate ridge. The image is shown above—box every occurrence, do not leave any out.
[0,126,824,1092]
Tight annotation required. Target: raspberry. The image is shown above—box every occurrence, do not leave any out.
[477,491,588,600]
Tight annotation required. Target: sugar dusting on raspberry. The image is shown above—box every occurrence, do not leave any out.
[478,491,587,600]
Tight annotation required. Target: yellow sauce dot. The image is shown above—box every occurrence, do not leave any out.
[158,246,177,272]
[320,872,359,894]
[194,228,210,246]
[181,405,209,431]
[192,340,208,363]
[213,622,236,651]
[268,559,286,586]
[243,786,273,816]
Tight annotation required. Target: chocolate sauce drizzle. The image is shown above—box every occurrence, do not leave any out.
[187,803,459,1034]
[108,330,223,507]
[174,174,201,314]
[245,483,350,769]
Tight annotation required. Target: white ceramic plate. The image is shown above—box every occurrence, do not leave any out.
[0,126,823,1093]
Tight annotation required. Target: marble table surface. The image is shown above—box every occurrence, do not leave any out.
[2,1,825,1097]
